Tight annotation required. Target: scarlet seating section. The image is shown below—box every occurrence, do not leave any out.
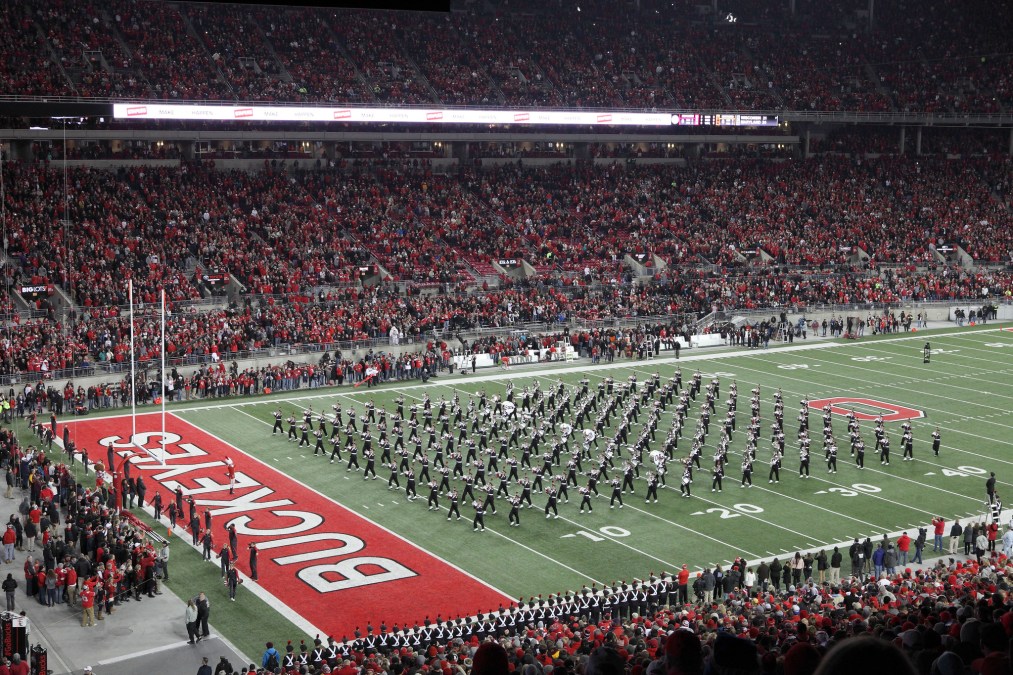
[3,265,1012,381]
[2,0,1011,112]
[2,157,1011,308]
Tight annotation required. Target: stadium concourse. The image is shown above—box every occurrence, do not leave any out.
[5,321,1013,675]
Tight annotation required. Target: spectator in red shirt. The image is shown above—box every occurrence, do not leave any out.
[7,655,26,675]
[1,525,15,564]
[896,532,911,565]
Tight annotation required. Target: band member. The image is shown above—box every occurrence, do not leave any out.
[608,477,624,509]
[472,501,486,532]
[362,449,377,479]
[680,463,692,498]
[645,472,659,503]
[508,495,522,526]
[447,489,461,520]
[544,485,559,518]
[272,408,284,435]
[427,481,440,510]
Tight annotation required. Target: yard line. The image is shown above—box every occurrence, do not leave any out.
[857,335,1013,365]
[943,333,1013,348]
[925,331,1013,356]
[552,512,682,569]
[600,498,761,559]
[435,504,605,585]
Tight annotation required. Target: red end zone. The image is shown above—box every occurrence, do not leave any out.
[808,397,924,422]
[60,413,509,638]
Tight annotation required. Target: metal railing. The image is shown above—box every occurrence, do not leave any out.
[696,297,1008,331]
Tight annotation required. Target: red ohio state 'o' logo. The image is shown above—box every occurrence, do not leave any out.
[808,397,925,422]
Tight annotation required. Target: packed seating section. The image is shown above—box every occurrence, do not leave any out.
[0,151,1010,380]
[0,0,1010,113]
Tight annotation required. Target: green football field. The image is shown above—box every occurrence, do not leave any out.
[42,322,1013,657]
[167,323,1013,603]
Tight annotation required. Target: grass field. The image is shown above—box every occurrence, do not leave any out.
[41,322,1013,658]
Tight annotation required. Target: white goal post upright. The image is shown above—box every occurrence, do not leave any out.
[125,279,165,467]
[129,278,137,450]
[161,287,167,466]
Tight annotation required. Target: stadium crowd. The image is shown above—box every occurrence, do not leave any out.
[5,156,1010,304]
[233,549,1013,675]
[0,145,1011,389]
[0,260,1010,388]
[0,0,1010,113]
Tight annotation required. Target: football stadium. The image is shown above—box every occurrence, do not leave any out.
[0,1,1012,674]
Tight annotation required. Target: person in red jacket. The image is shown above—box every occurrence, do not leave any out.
[2,525,15,564]
[65,565,78,606]
[80,586,96,627]
[987,521,999,552]
[677,564,690,605]
[932,516,946,552]
[896,532,912,566]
